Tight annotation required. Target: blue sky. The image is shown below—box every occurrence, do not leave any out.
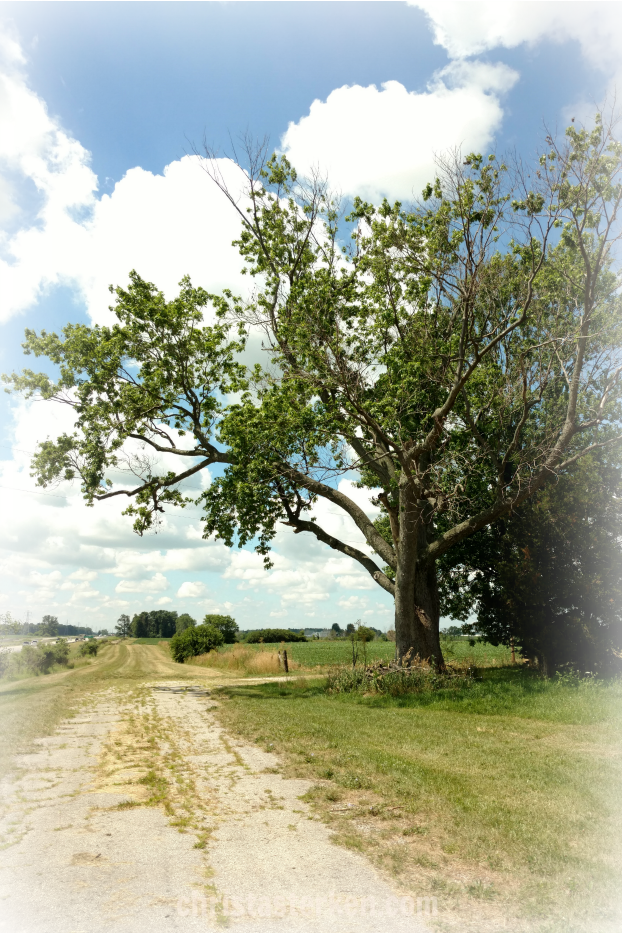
[0,1,620,632]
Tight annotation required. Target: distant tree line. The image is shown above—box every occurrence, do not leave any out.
[117,611,239,643]
[243,628,307,644]
[0,613,101,638]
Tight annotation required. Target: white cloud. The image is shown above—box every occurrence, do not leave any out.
[338,595,369,611]
[411,0,622,75]
[115,573,169,594]
[68,568,98,582]
[280,60,517,201]
[176,581,208,599]
[0,41,250,325]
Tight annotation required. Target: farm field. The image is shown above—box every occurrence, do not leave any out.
[209,636,514,670]
[130,636,172,644]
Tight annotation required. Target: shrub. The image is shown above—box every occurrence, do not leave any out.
[21,640,71,675]
[79,640,99,657]
[245,629,307,643]
[325,662,476,697]
[170,624,224,663]
[0,648,12,678]
[202,614,238,644]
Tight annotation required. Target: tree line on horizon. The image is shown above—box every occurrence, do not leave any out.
[115,610,239,642]
[0,613,103,638]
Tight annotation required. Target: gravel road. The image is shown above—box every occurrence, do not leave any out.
[0,652,432,933]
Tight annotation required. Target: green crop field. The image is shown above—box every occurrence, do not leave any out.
[223,636,513,669]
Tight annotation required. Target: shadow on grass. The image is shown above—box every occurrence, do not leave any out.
[216,678,327,702]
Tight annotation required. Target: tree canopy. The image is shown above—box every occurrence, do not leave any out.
[440,455,622,674]
[175,613,197,634]
[5,112,622,665]
[202,614,239,643]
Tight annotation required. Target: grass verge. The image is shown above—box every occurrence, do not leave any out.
[212,668,622,933]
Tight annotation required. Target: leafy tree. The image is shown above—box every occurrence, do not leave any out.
[131,610,178,638]
[21,640,69,674]
[440,456,622,673]
[40,615,59,637]
[202,613,238,643]
[151,610,178,637]
[0,612,22,636]
[345,623,356,635]
[5,114,622,666]
[331,623,343,636]
[357,625,376,642]
[175,613,197,634]
[170,623,224,662]
[115,614,131,637]
[131,613,150,638]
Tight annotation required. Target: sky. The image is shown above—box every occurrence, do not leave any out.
[0,0,621,633]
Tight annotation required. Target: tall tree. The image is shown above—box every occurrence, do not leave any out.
[5,115,622,665]
[40,615,59,637]
[203,614,239,643]
[175,613,197,634]
[440,456,622,674]
[115,614,132,637]
[131,613,150,638]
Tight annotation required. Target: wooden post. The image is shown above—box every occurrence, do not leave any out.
[283,649,289,674]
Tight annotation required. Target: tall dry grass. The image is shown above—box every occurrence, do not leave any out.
[190,644,299,676]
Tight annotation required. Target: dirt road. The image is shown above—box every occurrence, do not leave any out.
[0,645,431,932]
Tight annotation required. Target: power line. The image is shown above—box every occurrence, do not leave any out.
[0,444,37,455]
[0,484,68,500]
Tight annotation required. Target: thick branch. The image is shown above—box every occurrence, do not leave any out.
[127,433,230,462]
[281,516,395,597]
[282,464,397,569]
[93,457,216,502]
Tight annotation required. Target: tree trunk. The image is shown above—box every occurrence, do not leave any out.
[393,486,444,667]
[394,558,444,667]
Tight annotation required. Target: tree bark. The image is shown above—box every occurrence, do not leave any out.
[394,558,444,668]
[393,484,445,668]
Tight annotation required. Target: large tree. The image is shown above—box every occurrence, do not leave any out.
[5,115,622,666]
[439,455,622,674]
[115,614,132,637]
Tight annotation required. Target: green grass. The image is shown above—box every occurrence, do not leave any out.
[213,669,622,933]
[131,637,172,644]
[223,636,513,669]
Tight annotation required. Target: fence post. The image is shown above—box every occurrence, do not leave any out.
[283,649,289,674]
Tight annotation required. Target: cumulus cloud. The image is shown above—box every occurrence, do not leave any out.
[411,0,622,73]
[337,595,369,611]
[280,60,517,201]
[115,573,169,594]
[0,39,250,325]
[176,581,208,599]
